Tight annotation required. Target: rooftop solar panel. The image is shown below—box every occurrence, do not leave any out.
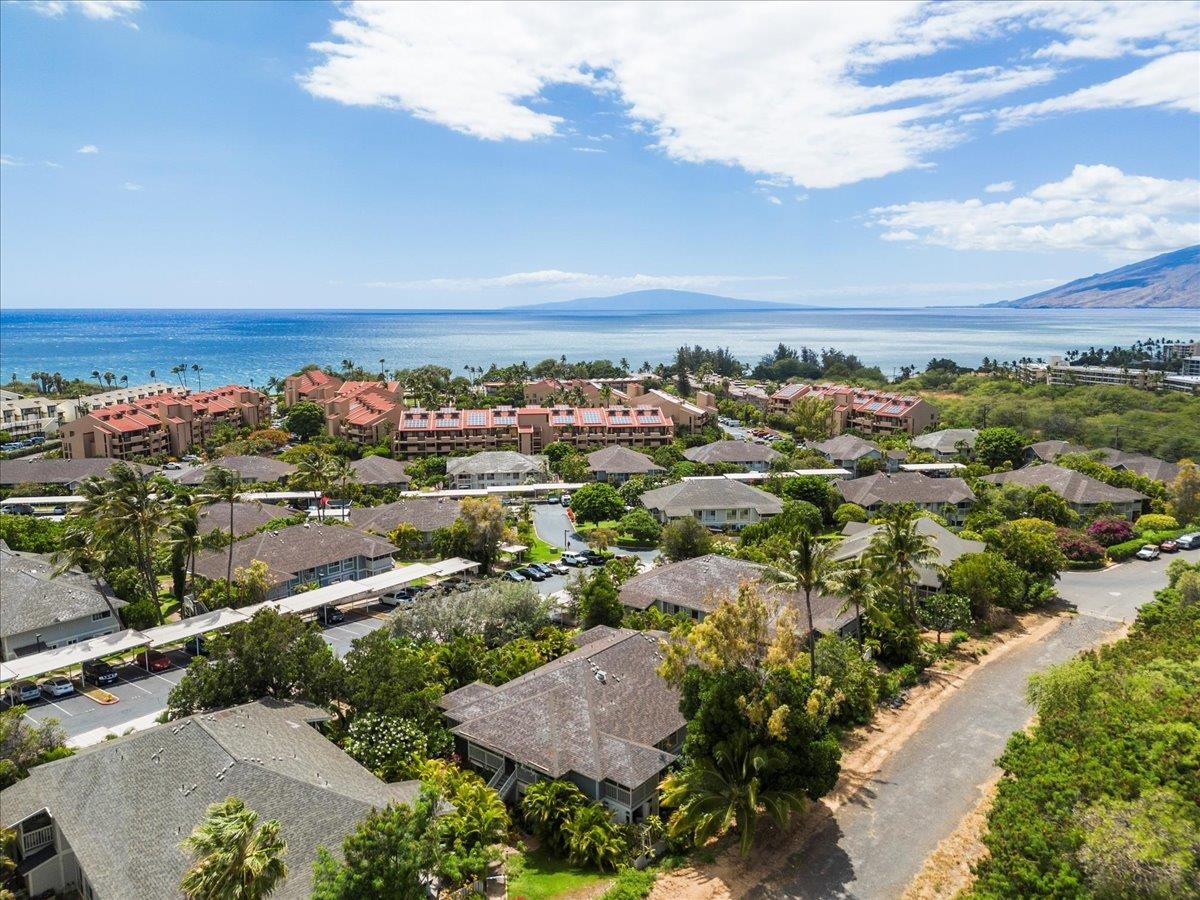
[493,416,516,425]
[581,411,602,424]
[608,416,632,424]
[466,412,487,426]
[435,417,460,427]
[552,415,575,425]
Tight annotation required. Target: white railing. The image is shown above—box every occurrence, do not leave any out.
[22,824,54,854]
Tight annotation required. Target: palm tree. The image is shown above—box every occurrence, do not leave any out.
[72,463,172,625]
[172,363,188,389]
[149,368,156,380]
[120,374,129,387]
[379,358,386,378]
[179,797,287,900]
[203,467,244,606]
[563,803,625,871]
[168,495,204,605]
[824,560,877,650]
[520,780,586,855]
[91,369,102,385]
[191,363,203,391]
[660,731,805,857]
[790,528,834,679]
[103,371,115,386]
[864,503,937,624]
[327,455,357,504]
[291,453,336,522]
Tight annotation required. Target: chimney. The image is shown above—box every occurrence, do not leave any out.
[626,383,645,399]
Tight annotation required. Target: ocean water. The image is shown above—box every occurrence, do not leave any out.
[1,307,1196,388]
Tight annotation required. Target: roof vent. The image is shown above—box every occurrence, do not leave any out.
[594,670,607,684]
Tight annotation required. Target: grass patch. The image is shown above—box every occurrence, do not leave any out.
[160,597,182,621]
[525,535,563,564]
[507,848,611,900]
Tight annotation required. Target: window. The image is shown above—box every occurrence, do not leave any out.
[91,610,111,621]
[602,780,632,806]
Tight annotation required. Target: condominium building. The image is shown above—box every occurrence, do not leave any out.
[523,379,715,431]
[282,368,344,407]
[1019,356,1167,389]
[1181,356,1200,377]
[389,405,675,459]
[324,381,406,445]
[55,381,178,422]
[61,385,271,460]
[769,383,938,436]
[0,396,59,440]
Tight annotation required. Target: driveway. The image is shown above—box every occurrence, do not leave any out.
[765,552,1182,899]
[531,498,660,568]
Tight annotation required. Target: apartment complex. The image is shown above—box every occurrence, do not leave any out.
[282,368,344,406]
[54,381,179,422]
[769,383,938,436]
[324,380,406,445]
[1019,356,1167,389]
[521,378,715,432]
[0,395,59,441]
[61,385,270,460]
[389,404,675,459]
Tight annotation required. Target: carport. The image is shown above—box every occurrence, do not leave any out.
[0,629,150,687]
[141,607,253,657]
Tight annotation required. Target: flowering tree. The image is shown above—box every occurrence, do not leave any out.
[1085,517,1134,547]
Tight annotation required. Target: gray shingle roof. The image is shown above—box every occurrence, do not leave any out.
[619,554,774,612]
[0,458,155,487]
[178,455,297,486]
[586,445,664,476]
[446,451,544,477]
[682,440,782,466]
[981,464,1146,505]
[197,502,281,537]
[1024,440,1087,462]
[349,497,462,535]
[1091,449,1179,483]
[911,428,978,455]
[0,544,126,639]
[192,523,397,584]
[441,627,684,789]
[810,434,882,460]
[640,478,784,517]
[349,455,412,486]
[836,472,975,507]
[831,517,984,590]
[0,699,419,900]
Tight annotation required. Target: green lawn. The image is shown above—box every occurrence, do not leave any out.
[507,849,612,900]
[525,535,563,564]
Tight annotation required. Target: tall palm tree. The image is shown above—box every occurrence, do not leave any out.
[660,732,804,858]
[520,780,586,856]
[824,560,877,650]
[179,797,287,900]
[327,455,357,504]
[120,374,129,387]
[203,467,244,606]
[149,368,156,380]
[291,453,335,522]
[168,495,204,605]
[864,503,937,624]
[91,369,102,385]
[790,528,834,679]
[73,463,172,625]
[191,363,203,391]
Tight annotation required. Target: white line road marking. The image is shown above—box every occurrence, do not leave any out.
[117,675,153,694]
[45,698,75,716]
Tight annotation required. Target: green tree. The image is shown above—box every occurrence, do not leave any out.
[556,452,592,483]
[203,465,245,605]
[520,780,588,856]
[570,482,625,524]
[617,507,662,545]
[864,503,936,625]
[387,522,423,560]
[311,792,439,900]
[823,560,877,649]
[0,514,65,554]
[166,609,343,719]
[834,502,868,527]
[168,496,203,603]
[284,401,325,441]
[574,567,624,629]
[943,551,1025,620]
[0,706,70,788]
[340,629,446,727]
[660,731,805,857]
[1170,459,1200,524]
[974,426,1026,469]
[917,592,972,643]
[180,797,287,900]
[789,528,834,679]
[458,496,510,572]
[563,803,627,871]
[984,520,1066,609]
[660,516,714,562]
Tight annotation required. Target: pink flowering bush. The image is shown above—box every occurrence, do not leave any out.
[1085,517,1134,547]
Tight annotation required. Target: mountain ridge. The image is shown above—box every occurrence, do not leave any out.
[990,245,1199,309]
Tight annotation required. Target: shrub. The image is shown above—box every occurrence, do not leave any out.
[1106,538,1148,562]
[1133,513,1179,535]
[602,867,658,900]
[1085,517,1134,547]
[833,502,868,527]
[1055,528,1105,563]
[814,634,879,725]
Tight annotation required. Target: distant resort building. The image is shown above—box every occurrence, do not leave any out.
[769,383,938,437]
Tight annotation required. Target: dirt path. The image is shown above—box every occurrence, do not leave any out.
[648,609,1073,900]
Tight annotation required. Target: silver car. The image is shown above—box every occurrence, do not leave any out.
[41,676,75,698]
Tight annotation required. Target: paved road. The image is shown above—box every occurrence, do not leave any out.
[763,553,1181,899]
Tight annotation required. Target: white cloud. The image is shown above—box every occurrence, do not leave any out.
[122,181,142,191]
[869,163,1200,253]
[985,181,1014,193]
[572,146,605,153]
[996,51,1199,129]
[43,161,63,168]
[27,1,141,23]
[0,155,24,167]
[367,270,786,292]
[766,195,783,206]
[77,144,100,154]
[299,2,1200,190]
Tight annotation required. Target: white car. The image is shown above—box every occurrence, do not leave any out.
[1134,544,1160,561]
[41,676,75,698]
[162,462,182,470]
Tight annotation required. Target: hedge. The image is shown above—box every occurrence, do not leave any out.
[1107,527,1196,562]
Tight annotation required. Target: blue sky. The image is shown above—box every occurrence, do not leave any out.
[1,0,1197,309]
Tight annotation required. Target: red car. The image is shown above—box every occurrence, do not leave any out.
[145,649,172,672]
[1159,539,1180,553]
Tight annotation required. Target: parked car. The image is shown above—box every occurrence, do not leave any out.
[561,494,572,507]
[186,636,209,656]
[518,566,547,582]
[1176,533,1200,550]
[7,681,41,704]
[182,454,201,462]
[145,649,172,672]
[317,605,345,625]
[162,462,183,470]
[546,561,569,575]
[380,587,417,607]
[545,495,560,504]
[41,676,75,698]
[82,659,119,686]
[48,505,67,516]
[1159,539,1181,553]
[560,552,587,567]
[502,570,527,582]
[527,563,556,578]
[582,550,606,565]
[1134,544,1161,561]
[3,503,35,516]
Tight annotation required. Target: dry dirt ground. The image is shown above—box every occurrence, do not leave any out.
[647,609,1072,900]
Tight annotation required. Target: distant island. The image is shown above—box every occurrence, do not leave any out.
[505,288,811,314]
[991,245,1199,309]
